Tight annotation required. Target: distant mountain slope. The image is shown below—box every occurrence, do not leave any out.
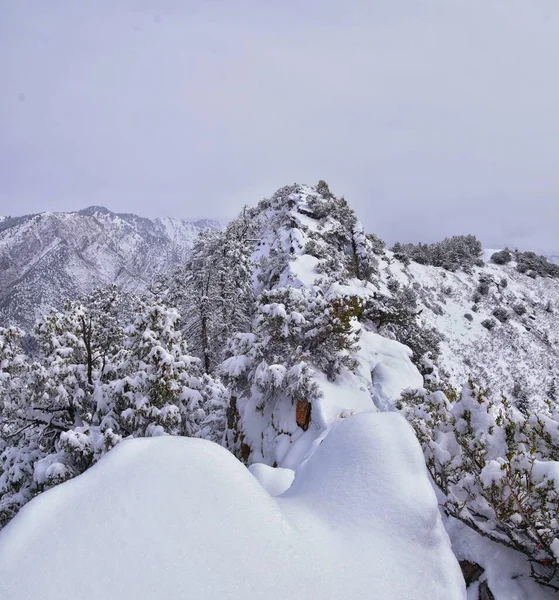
[0,207,219,328]
[382,249,559,406]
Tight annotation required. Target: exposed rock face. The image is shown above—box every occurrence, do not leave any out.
[478,581,495,600]
[295,398,312,431]
[459,560,485,586]
[0,207,219,328]
[459,560,495,600]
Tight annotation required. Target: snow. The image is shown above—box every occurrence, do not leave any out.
[381,249,559,409]
[289,253,321,287]
[446,516,554,600]
[552,539,559,561]
[236,324,425,471]
[306,328,423,433]
[248,462,295,496]
[359,329,424,410]
[0,413,465,600]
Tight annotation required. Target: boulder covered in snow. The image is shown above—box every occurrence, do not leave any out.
[0,412,465,600]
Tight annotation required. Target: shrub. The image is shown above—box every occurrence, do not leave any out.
[401,383,559,590]
[548,379,557,403]
[477,278,491,296]
[513,303,527,316]
[363,288,442,364]
[512,381,530,414]
[482,318,496,330]
[431,303,444,316]
[492,307,509,323]
[391,242,411,266]
[304,239,327,259]
[367,232,386,255]
[316,179,334,199]
[491,250,512,265]
[516,251,559,278]
[387,279,400,293]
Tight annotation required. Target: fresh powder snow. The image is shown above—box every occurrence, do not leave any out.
[0,413,465,600]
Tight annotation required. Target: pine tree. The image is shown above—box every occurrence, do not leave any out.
[108,299,204,437]
[0,290,232,529]
[161,218,254,374]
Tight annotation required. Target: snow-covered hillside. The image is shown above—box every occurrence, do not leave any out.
[382,249,559,408]
[1,182,558,599]
[216,184,558,470]
[0,207,219,328]
[0,415,464,600]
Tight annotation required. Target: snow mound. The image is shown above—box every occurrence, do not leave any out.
[0,413,465,600]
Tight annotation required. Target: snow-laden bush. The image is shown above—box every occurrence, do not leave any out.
[223,286,360,395]
[476,275,491,296]
[482,318,497,331]
[491,250,512,265]
[492,306,510,323]
[363,286,442,365]
[401,382,559,590]
[367,232,386,255]
[513,303,527,316]
[515,251,559,278]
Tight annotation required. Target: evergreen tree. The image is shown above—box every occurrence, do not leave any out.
[0,291,229,529]
[108,300,206,437]
[161,216,254,374]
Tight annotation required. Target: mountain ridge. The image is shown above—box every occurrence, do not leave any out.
[1,183,558,598]
[0,206,220,328]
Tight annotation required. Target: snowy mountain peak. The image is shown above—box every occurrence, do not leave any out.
[78,205,113,216]
[0,207,217,328]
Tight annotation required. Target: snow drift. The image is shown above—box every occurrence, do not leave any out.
[0,412,465,600]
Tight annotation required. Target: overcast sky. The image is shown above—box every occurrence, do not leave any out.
[1,1,558,251]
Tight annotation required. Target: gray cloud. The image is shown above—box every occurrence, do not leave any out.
[1,1,558,251]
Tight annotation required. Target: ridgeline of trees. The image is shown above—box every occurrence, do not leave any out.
[391,235,484,272]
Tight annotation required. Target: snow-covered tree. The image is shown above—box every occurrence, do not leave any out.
[195,374,230,444]
[391,235,483,272]
[160,215,254,374]
[401,382,559,589]
[0,291,228,529]
[0,326,28,402]
[363,285,442,365]
[107,300,206,437]
[0,289,132,525]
